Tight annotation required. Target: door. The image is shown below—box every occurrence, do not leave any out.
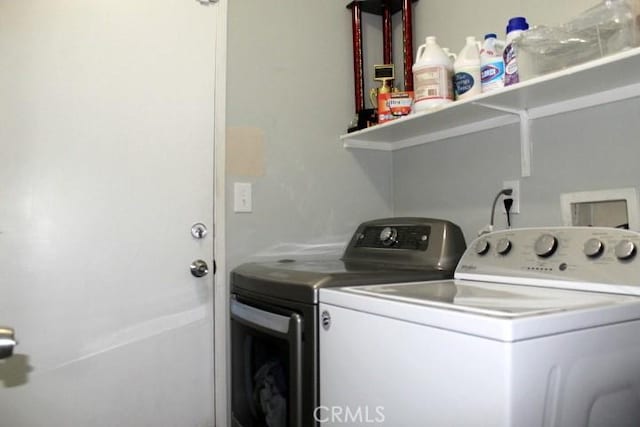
[0,1,218,425]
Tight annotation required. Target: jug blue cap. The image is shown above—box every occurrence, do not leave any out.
[506,17,529,34]
[484,33,497,39]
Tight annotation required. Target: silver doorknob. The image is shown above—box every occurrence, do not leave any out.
[0,327,17,360]
[191,223,208,239]
[190,259,209,277]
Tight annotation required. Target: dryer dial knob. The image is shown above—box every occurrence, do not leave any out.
[496,238,512,255]
[474,238,490,255]
[583,238,604,258]
[615,240,636,260]
[534,234,558,257]
[379,227,398,246]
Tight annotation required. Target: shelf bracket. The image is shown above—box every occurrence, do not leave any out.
[473,102,531,178]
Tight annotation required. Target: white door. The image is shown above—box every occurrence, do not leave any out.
[0,1,218,425]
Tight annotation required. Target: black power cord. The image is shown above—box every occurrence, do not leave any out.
[490,188,513,228]
[479,188,514,235]
[504,198,514,228]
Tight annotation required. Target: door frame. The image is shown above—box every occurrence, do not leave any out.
[213,0,229,425]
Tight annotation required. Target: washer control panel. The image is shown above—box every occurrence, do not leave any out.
[458,227,640,290]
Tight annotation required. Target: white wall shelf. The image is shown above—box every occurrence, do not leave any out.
[341,46,640,177]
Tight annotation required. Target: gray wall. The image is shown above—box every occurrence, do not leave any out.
[393,0,640,244]
[393,99,640,244]
[226,0,632,267]
[410,0,598,55]
[226,0,393,270]
[383,0,599,95]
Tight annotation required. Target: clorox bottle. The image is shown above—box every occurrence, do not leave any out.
[480,33,506,93]
[453,36,481,101]
[412,36,453,112]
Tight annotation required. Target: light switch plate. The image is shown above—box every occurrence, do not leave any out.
[234,182,252,213]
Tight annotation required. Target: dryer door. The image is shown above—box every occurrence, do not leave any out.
[231,298,302,427]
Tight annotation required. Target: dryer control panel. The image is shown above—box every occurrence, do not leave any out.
[354,225,431,250]
[457,227,640,294]
[343,217,467,271]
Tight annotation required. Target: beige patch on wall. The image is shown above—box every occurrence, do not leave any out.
[226,127,265,176]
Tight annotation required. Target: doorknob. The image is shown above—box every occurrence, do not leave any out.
[0,327,17,359]
[190,259,209,277]
[190,223,208,239]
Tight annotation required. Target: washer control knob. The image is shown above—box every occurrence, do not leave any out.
[496,238,512,255]
[534,234,558,258]
[474,238,490,255]
[379,227,398,246]
[615,240,636,260]
[583,238,605,258]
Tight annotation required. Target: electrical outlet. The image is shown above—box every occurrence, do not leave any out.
[502,180,520,214]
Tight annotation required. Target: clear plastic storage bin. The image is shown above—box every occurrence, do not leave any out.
[517,0,639,81]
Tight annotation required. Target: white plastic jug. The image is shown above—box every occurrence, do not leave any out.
[453,36,481,100]
[442,48,457,65]
[412,36,453,112]
[480,33,506,93]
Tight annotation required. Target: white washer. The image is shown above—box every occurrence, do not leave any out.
[319,227,640,427]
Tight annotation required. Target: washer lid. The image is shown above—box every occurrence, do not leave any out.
[320,280,640,341]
